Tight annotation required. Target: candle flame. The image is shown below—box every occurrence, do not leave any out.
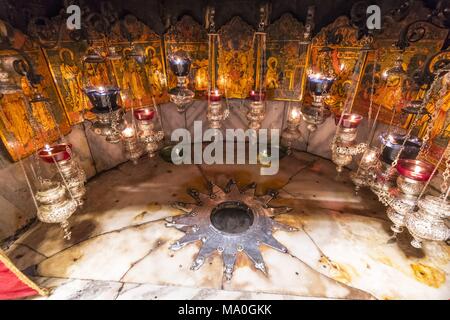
[122,126,135,138]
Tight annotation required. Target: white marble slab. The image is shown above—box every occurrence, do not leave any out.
[6,151,450,300]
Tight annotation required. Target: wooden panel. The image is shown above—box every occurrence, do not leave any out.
[0,48,70,161]
[352,1,448,128]
[310,16,367,112]
[266,14,309,101]
[109,15,167,109]
[217,16,255,99]
[164,16,208,96]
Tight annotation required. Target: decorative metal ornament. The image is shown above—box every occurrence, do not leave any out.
[384,159,434,237]
[35,180,78,240]
[121,125,143,165]
[379,132,422,165]
[301,73,335,132]
[38,143,87,206]
[350,146,381,193]
[405,195,450,248]
[331,114,366,173]
[247,91,266,130]
[84,86,125,144]
[166,180,296,280]
[167,53,195,113]
[207,90,228,129]
[134,107,164,158]
[281,105,302,154]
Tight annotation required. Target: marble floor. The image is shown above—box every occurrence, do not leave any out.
[5,150,450,300]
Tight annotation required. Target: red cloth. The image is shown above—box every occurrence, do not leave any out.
[0,251,46,300]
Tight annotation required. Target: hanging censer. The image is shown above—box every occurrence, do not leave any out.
[82,48,125,143]
[404,71,450,248]
[134,106,164,158]
[281,103,302,155]
[167,52,195,113]
[330,39,373,173]
[12,55,83,240]
[377,71,449,240]
[38,143,86,206]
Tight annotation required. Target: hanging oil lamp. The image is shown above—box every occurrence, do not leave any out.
[84,85,125,144]
[121,124,143,165]
[350,146,381,193]
[406,195,450,248]
[386,159,434,236]
[134,106,164,158]
[373,132,423,193]
[301,72,334,132]
[404,141,450,248]
[281,104,302,154]
[82,48,125,143]
[247,90,266,130]
[35,180,78,240]
[331,113,366,173]
[168,52,195,113]
[38,143,87,206]
[207,90,228,129]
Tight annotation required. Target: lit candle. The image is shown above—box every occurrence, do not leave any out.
[43,144,52,153]
[134,107,155,121]
[290,108,300,121]
[337,113,363,129]
[209,89,222,102]
[249,90,266,101]
[122,126,135,139]
[396,159,434,182]
[38,143,72,163]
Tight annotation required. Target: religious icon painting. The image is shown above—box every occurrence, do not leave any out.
[310,16,367,113]
[352,1,448,128]
[0,48,70,161]
[266,14,309,101]
[109,15,167,109]
[164,15,209,96]
[217,16,255,99]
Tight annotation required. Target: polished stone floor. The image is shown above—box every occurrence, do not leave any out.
[5,150,450,300]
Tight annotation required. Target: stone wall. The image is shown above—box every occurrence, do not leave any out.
[0,100,392,242]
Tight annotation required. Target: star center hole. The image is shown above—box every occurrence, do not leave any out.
[210,201,254,234]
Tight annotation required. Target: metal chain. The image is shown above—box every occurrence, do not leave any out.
[419,71,450,159]
[389,75,439,169]
[418,140,450,201]
[332,45,368,146]
[440,146,450,197]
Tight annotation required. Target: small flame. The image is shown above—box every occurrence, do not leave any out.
[122,126,135,138]
[290,108,300,120]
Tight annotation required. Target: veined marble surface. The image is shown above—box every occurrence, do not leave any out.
[6,151,450,300]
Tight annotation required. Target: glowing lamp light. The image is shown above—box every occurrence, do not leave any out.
[290,108,300,121]
[38,143,73,163]
[134,107,155,121]
[209,90,222,102]
[396,159,434,182]
[336,113,363,129]
[249,90,266,101]
[122,126,136,139]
